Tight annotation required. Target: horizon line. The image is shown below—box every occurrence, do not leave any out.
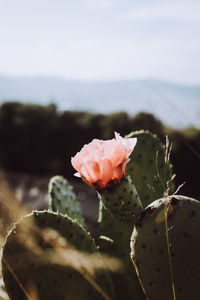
[0,74,200,88]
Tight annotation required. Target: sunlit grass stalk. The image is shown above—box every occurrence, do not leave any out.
[164,201,176,300]
[2,259,33,300]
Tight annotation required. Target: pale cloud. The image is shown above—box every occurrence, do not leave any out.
[84,0,114,10]
[120,0,200,23]
[0,0,200,83]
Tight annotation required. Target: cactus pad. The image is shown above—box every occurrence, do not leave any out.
[48,176,85,226]
[126,130,174,208]
[131,195,200,300]
[2,211,115,300]
[97,175,142,225]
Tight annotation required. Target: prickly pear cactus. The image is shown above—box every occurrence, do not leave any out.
[126,130,174,208]
[95,130,175,299]
[2,211,115,300]
[98,202,145,300]
[97,175,143,225]
[49,176,85,226]
[131,195,200,300]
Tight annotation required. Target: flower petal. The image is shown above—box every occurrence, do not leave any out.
[100,159,113,184]
[71,132,132,190]
[74,172,81,177]
[125,137,137,156]
[71,153,82,173]
[113,164,124,179]
[84,160,101,182]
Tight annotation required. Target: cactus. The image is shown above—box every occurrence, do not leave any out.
[97,174,144,300]
[49,175,85,226]
[126,130,174,208]
[48,173,141,299]
[130,195,200,300]
[97,131,174,227]
[2,211,116,300]
[96,131,175,299]
[98,202,145,300]
[2,129,195,300]
[97,175,142,225]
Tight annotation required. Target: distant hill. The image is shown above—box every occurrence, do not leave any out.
[0,75,200,128]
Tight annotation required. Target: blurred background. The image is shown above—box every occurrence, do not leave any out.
[0,0,200,223]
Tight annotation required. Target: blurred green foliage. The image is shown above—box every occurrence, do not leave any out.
[0,102,199,199]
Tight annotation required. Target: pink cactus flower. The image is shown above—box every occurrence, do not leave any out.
[71,132,137,190]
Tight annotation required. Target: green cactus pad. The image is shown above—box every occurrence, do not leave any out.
[2,211,115,300]
[48,175,85,226]
[97,175,142,225]
[98,202,145,300]
[126,130,174,208]
[131,195,200,300]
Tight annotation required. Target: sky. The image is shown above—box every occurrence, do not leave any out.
[0,0,200,84]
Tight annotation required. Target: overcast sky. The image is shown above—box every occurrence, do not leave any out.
[0,0,200,84]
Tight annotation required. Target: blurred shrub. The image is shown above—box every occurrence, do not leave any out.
[100,112,132,139]
[169,128,200,200]
[0,102,58,173]
[0,102,199,199]
[130,112,165,140]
